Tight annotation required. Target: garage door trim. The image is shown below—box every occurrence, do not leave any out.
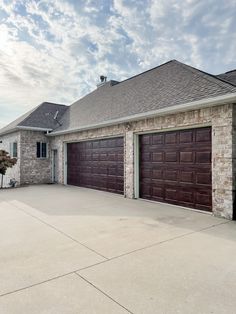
[134,124,212,199]
[136,126,212,211]
[66,136,124,194]
[134,123,212,136]
[64,135,124,185]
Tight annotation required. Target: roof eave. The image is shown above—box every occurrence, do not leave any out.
[0,127,19,136]
[47,92,236,137]
[0,125,53,136]
[17,126,53,132]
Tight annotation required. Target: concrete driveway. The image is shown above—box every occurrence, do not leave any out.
[0,185,235,314]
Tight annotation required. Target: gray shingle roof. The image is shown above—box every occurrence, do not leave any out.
[0,102,67,135]
[1,60,236,136]
[52,60,236,134]
[217,70,236,85]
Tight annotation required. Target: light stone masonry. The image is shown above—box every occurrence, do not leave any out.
[0,103,235,219]
[50,103,235,219]
[20,131,51,185]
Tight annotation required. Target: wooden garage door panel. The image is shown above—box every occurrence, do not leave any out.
[67,137,124,194]
[139,127,212,211]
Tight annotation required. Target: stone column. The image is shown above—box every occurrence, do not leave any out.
[58,140,65,184]
[50,136,65,185]
[124,130,135,198]
[212,104,234,219]
[232,105,236,220]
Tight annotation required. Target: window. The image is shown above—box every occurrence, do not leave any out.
[10,142,17,158]
[36,142,47,158]
[36,142,41,158]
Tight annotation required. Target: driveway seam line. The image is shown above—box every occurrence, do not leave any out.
[8,199,229,263]
[77,220,231,271]
[0,272,77,298]
[6,197,232,265]
[8,201,108,260]
[109,220,231,260]
[0,220,230,299]
[0,270,133,314]
[0,263,116,299]
[75,273,134,314]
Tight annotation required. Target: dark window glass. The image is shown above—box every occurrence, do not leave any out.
[13,142,17,158]
[37,142,47,158]
[36,142,41,158]
[42,143,47,158]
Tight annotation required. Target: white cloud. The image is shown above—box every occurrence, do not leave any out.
[0,0,236,128]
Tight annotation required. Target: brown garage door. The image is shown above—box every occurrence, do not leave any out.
[139,127,212,211]
[67,137,124,194]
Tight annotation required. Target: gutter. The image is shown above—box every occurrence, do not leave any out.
[16,126,53,132]
[0,127,19,136]
[47,93,236,136]
[0,126,53,136]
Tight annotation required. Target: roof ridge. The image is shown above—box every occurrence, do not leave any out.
[19,102,67,127]
[18,103,46,127]
[174,60,236,91]
[43,101,67,107]
[71,60,236,109]
[116,59,176,86]
[0,104,41,135]
[94,59,236,91]
[223,69,236,74]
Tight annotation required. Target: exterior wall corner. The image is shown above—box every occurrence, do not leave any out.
[212,103,234,219]
[124,130,135,198]
[48,103,236,220]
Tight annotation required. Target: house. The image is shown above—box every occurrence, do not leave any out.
[0,102,67,186]
[1,60,236,219]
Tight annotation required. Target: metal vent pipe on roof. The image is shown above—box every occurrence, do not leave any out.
[97,75,108,88]
[100,75,107,82]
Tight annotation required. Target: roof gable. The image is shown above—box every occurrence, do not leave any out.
[0,102,67,135]
[1,60,236,136]
[18,102,67,129]
[53,60,236,133]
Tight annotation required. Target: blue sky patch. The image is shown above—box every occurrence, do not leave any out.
[0,0,235,127]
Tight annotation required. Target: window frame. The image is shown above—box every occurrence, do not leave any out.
[10,142,18,158]
[36,142,48,159]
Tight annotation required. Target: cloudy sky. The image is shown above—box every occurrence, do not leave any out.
[0,0,236,128]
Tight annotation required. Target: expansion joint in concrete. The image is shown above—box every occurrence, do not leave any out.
[75,273,134,314]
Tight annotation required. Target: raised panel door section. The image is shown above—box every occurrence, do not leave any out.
[139,127,212,211]
[67,137,124,194]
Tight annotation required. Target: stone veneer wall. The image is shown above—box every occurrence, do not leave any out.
[0,131,21,187]
[50,103,234,219]
[232,106,236,220]
[50,124,126,185]
[20,130,51,184]
[212,105,234,219]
